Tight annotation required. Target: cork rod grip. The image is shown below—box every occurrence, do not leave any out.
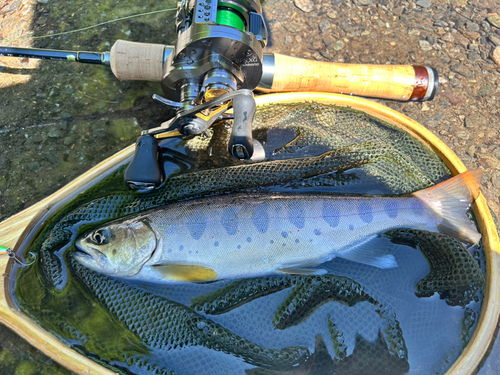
[110,40,165,82]
[270,53,433,101]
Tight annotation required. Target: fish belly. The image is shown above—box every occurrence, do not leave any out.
[144,194,437,280]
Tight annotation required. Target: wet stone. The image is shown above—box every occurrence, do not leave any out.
[294,0,313,13]
[352,0,373,6]
[63,136,75,146]
[478,85,494,96]
[30,134,44,144]
[465,114,488,128]
[45,153,61,165]
[450,64,472,78]
[482,21,491,32]
[47,128,61,138]
[466,22,480,32]
[283,22,303,33]
[416,0,431,8]
[434,20,448,27]
[333,40,345,51]
[467,51,480,61]
[61,113,73,123]
[493,47,500,63]
[489,35,500,47]
[426,36,435,45]
[28,162,39,171]
[323,35,335,49]
[92,128,107,138]
[327,11,338,19]
[419,40,433,51]
[319,19,331,33]
[487,14,500,29]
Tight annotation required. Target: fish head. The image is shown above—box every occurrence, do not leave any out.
[74,219,157,277]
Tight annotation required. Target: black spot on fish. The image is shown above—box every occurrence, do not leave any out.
[314,229,321,236]
[281,231,288,238]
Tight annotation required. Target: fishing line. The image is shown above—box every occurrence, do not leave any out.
[2,7,177,43]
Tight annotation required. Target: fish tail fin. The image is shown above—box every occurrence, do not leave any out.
[413,169,483,246]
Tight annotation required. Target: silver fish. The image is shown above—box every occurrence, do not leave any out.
[74,170,482,283]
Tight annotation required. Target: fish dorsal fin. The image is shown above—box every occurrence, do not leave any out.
[412,169,483,247]
[339,236,398,269]
[152,263,218,282]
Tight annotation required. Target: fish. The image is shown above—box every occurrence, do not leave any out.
[74,169,483,283]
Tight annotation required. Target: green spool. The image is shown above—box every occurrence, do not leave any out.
[216,9,245,31]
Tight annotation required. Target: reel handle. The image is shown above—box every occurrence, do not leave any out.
[228,94,256,160]
[124,134,163,192]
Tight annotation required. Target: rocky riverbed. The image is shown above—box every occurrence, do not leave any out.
[0,0,499,373]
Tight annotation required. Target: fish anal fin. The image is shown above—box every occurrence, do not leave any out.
[152,263,218,282]
[340,236,398,269]
[277,267,328,276]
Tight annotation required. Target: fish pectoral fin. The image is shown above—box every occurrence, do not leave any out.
[277,266,328,276]
[151,263,218,282]
[339,236,398,269]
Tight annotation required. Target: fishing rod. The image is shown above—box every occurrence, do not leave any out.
[0,0,438,192]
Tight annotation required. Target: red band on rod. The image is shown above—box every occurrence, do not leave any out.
[410,66,429,101]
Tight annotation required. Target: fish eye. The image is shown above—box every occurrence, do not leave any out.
[91,229,109,245]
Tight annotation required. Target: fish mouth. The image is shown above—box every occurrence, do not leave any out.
[74,238,105,266]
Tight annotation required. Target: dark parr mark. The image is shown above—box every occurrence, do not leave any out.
[252,203,269,233]
[321,201,340,228]
[410,198,425,216]
[287,201,305,229]
[383,200,399,219]
[222,207,238,235]
[358,201,373,224]
[187,213,207,240]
